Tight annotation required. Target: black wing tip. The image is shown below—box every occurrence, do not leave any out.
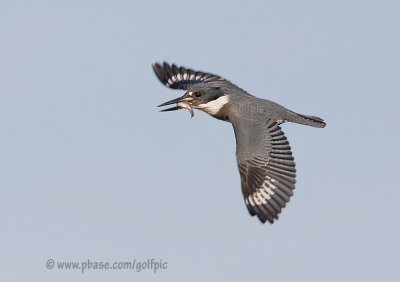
[151,61,163,72]
[245,199,281,224]
[152,61,185,88]
[152,61,175,86]
[258,210,280,224]
[255,211,277,224]
[152,62,165,84]
[247,205,278,224]
[152,61,175,71]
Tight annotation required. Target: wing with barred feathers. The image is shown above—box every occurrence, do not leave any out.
[231,117,297,224]
[152,62,250,95]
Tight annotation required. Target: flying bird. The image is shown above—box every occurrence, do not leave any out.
[153,62,326,224]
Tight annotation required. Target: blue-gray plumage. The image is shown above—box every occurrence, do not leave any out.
[153,62,326,224]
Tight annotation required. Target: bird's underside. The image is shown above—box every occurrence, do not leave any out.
[153,62,325,224]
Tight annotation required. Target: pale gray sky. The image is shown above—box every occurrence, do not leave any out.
[1,1,399,281]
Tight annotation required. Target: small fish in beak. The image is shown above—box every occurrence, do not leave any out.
[176,101,194,118]
[158,94,194,118]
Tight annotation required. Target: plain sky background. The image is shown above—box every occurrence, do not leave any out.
[1,1,399,281]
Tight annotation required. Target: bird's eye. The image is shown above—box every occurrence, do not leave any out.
[194,92,201,97]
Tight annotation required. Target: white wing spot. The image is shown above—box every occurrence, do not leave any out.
[259,188,271,200]
[265,186,275,195]
[248,197,256,207]
[256,192,267,204]
[253,195,262,205]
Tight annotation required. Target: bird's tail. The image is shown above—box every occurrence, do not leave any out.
[292,113,326,128]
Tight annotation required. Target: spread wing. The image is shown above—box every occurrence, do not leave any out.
[152,62,250,94]
[231,117,296,223]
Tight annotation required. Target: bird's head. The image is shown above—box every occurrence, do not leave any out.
[158,86,229,118]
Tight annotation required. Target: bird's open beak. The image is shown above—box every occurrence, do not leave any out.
[158,96,184,107]
[158,94,194,118]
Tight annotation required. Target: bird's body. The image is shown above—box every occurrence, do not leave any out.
[153,62,325,224]
[195,88,325,128]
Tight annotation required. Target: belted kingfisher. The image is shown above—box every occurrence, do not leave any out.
[153,62,326,224]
